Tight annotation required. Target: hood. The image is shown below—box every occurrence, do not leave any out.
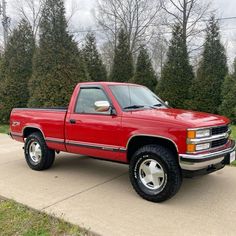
[125,108,229,128]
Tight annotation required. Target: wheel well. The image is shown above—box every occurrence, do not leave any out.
[127,136,178,162]
[23,127,43,138]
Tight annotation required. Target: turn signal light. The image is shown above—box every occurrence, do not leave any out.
[187,130,196,139]
[187,144,195,153]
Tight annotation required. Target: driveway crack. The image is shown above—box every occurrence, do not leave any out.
[41,171,128,211]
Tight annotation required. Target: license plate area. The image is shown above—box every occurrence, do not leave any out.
[230,151,236,163]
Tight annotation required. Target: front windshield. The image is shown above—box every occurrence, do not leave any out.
[109,85,167,110]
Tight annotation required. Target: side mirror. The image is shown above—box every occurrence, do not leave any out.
[94,101,111,112]
[165,101,169,106]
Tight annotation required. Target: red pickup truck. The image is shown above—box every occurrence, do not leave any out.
[10,82,235,202]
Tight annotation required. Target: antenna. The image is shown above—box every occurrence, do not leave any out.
[0,0,10,49]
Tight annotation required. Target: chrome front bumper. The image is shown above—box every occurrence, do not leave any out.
[179,140,236,171]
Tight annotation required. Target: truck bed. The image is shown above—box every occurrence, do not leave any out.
[10,108,68,151]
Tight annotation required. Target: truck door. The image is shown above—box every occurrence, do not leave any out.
[65,85,124,161]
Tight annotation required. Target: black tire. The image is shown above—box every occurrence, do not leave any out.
[129,144,182,202]
[24,132,55,171]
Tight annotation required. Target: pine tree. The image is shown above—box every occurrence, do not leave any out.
[157,24,194,108]
[83,33,107,81]
[130,46,157,91]
[190,16,228,113]
[0,55,3,82]
[110,29,134,82]
[0,19,35,123]
[219,59,236,122]
[28,0,87,107]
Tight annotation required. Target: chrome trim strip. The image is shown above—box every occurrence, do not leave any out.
[22,126,46,139]
[180,141,235,161]
[66,140,126,153]
[179,140,235,171]
[186,140,231,155]
[180,157,225,171]
[120,148,127,152]
[45,137,64,144]
[187,132,230,144]
[187,124,229,131]
[126,134,179,152]
[21,128,126,153]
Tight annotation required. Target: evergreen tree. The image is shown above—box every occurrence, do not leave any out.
[0,55,3,82]
[83,33,107,81]
[190,16,228,113]
[157,24,194,108]
[28,0,87,107]
[219,59,236,122]
[0,19,35,123]
[130,46,157,91]
[110,29,134,82]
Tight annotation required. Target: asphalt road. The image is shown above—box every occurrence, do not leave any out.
[0,134,236,236]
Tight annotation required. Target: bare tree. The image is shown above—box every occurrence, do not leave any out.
[149,32,168,76]
[100,40,115,73]
[66,0,79,23]
[96,0,162,54]
[14,0,45,38]
[13,0,80,40]
[161,0,212,46]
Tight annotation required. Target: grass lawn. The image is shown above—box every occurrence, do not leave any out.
[231,125,236,140]
[0,124,9,134]
[0,198,85,236]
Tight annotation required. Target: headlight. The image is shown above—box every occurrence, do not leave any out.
[195,143,211,151]
[187,128,212,153]
[187,129,211,139]
[187,143,211,152]
[196,129,211,138]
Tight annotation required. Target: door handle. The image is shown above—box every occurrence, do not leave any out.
[69,119,76,124]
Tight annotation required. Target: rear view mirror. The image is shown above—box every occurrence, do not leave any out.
[94,101,110,112]
[165,101,169,106]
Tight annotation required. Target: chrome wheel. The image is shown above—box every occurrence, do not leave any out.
[29,141,42,165]
[139,159,166,190]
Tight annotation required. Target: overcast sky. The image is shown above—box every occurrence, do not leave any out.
[3,0,236,64]
[214,0,236,64]
[66,0,236,64]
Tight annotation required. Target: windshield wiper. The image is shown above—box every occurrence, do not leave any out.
[123,105,145,110]
[148,104,165,109]
[152,103,163,107]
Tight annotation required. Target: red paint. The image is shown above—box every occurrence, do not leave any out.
[10,82,230,163]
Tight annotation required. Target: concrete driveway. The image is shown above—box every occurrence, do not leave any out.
[0,133,236,236]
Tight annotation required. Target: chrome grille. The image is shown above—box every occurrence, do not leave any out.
[210,125,230,149]
[212,125,228,135]
[211,138,228,148]
[187,124,230,153]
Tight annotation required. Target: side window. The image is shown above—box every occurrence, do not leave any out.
[75,88,110,114]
